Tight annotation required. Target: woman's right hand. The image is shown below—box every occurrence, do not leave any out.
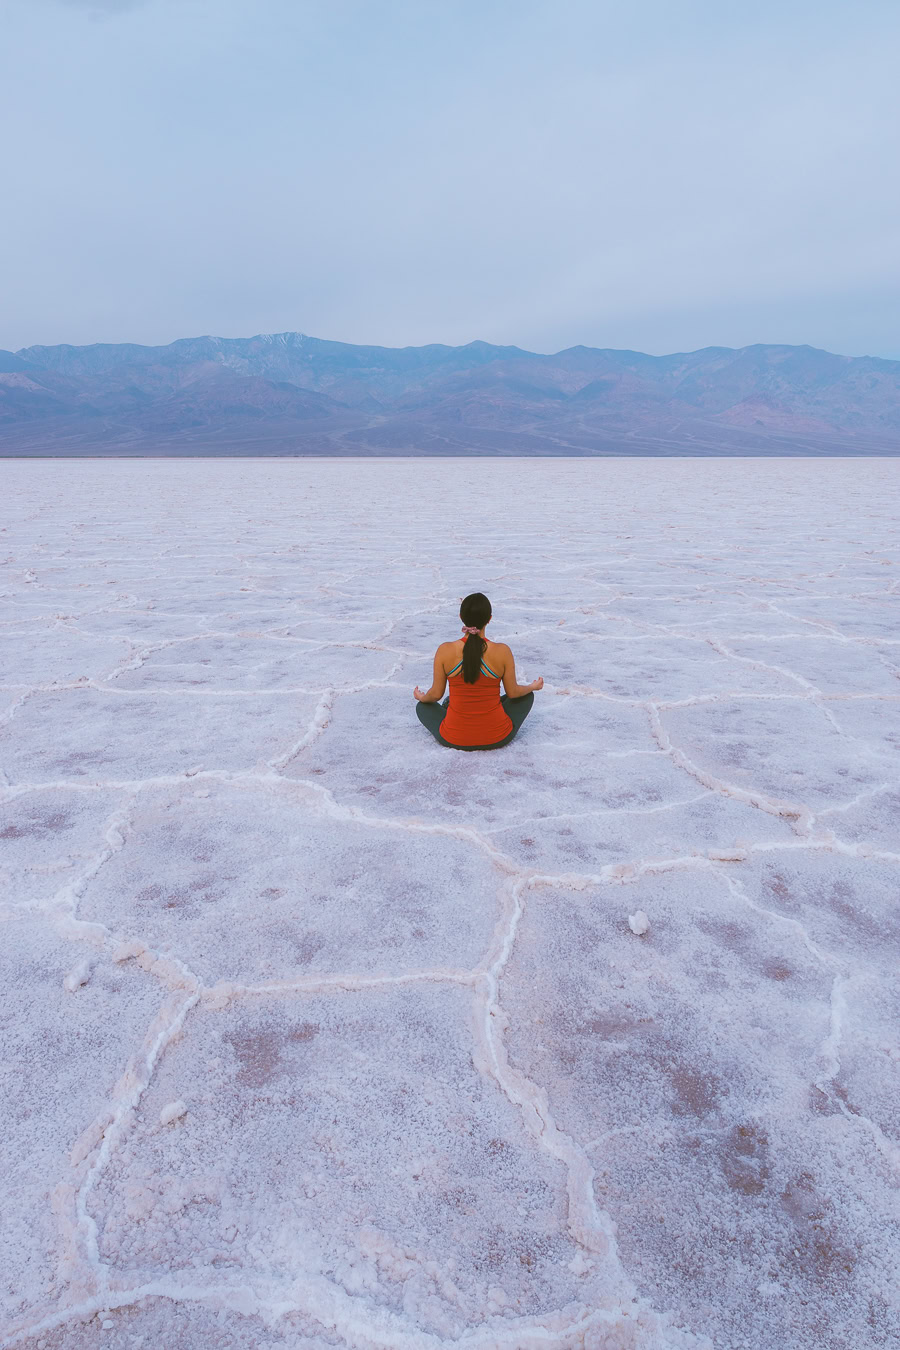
[529,677,543,692]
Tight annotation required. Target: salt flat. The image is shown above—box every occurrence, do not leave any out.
[1,456,899,1350]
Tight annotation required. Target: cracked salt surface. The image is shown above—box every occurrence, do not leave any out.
[1,456,899,1350]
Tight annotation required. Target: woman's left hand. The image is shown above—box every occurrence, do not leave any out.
[413,686,428,701]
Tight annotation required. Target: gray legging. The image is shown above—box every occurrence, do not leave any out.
[416,691,534,751]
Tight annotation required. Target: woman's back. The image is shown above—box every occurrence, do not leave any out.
[439,639,514,747]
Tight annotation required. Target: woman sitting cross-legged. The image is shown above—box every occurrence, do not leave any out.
[414,591,543,751]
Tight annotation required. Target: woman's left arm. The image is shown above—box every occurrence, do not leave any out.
[414,645,449,702]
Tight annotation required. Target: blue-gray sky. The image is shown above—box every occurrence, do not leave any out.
[3,0,899,357]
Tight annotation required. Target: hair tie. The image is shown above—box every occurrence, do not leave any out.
[462,625,480,636]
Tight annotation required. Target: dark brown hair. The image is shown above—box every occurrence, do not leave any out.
[460,592,492,684]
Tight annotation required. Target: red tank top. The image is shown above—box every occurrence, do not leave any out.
[440,650,514,748]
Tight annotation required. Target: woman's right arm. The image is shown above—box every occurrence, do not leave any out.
[500,645,542,697]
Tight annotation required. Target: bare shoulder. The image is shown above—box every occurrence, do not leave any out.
[437,639,462,672]
[485,639,510,671]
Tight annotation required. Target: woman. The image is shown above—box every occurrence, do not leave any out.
[414,592,543,751]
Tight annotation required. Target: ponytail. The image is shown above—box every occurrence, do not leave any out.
[461,630,486,684]
[459,592,491,684]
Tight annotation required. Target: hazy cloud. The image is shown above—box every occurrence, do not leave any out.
[45,0,150,17]
[51,1,147,9]
[3,0,899,357]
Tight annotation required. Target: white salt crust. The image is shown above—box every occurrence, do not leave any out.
[1,456,899,1350]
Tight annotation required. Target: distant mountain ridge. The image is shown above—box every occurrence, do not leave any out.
[2,332,899,456]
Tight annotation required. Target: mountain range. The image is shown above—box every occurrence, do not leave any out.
[2,332,900,456]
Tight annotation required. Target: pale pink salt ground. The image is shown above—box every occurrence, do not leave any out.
[1,456,898,1350]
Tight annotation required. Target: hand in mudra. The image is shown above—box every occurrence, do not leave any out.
[528,677,544,692]
[413,686,429,701]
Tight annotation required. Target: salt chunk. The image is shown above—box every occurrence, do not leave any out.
[64,959,93,992]
[627,910,650,936]
[101,1321,114,1330]
[160,1100,187,1126]
[112,939,145,963]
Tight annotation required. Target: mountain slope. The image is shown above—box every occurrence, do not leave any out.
[3,335,899,455]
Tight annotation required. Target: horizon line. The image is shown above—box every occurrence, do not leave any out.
[10,331,899,367]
